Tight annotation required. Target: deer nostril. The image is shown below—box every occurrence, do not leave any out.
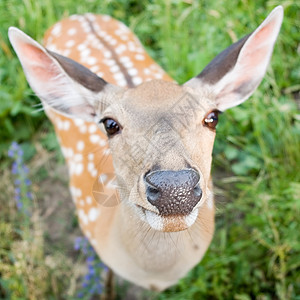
[193,184,202,198]
[146,185,161,202]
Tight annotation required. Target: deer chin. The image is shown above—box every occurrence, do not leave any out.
[137,206,199,232]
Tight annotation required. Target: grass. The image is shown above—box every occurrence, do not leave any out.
[0,0,299,299]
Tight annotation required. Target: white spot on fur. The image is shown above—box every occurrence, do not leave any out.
[70,186,82,198]
[88,207,99,222]
[79,125,87,133]
[51,23,62,36]
[135,54,145,61]
[63,121,70,130]
[67,28,77,36]
[123,61,133,68]
[75,163,83,175]
[89,124,97,133]
[87,57,97,65]
[80,48,91,58]
[155,73,163,79]
[105,59,116,66]
[99,139,107,147]
[90,66,99,73]
[66,40,75,48]
[78,209,88,225]
[113,73,124,82]
[77,44,86,51]
[76,141,85,151]
[74,154,83,162]
[110,65,120,73]
[144,68,151,75]
[120,56,130,63]
[104,51,112,58]
[133,77,142,85]
[86,196,92,204]
[117,79,127,87]
[90,134,100,143]
[62,50,71,57]
[115,44,127,54]
[74,119,84,126]
[88,162,95,172]
[128,68,138,76]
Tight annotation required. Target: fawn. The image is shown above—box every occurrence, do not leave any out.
[9,6,283,291]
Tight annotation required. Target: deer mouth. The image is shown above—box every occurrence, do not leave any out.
[137,206,199,232]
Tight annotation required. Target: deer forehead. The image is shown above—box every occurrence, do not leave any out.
[105,80,215,128]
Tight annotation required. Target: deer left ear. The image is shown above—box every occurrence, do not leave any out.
[8,27,121,121]
[185,6,283,111]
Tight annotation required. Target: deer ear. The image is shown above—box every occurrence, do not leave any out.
[185,6,283,111]
[8,27,120,121]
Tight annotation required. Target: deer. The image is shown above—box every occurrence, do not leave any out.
[8,6,283,293]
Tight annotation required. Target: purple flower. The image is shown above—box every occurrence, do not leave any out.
[74,237,83,250]
[74,236,105,297]
[86,256,94,263]
[12,162,18,174]
[23,165,29,174]
[88,266,95,275]
[18,148,24,156]
[84,273,93,281]
[9,142,33,216]
[8,150,14,158]
[11,141,19,150]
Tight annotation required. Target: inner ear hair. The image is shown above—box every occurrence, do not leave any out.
[47,50,108,93]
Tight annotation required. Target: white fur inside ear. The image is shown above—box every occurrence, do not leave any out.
[215,6,283,111]
[8,27,97,121]
[184,6,283,111]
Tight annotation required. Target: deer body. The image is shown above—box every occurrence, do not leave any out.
[9,7,283,291]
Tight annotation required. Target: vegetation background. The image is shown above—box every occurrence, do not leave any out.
[0,0,299,299]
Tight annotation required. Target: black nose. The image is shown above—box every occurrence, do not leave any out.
[144,169,202,216]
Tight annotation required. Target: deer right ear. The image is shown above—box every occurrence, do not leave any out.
[8,27,120,121]
[185,6,283,111]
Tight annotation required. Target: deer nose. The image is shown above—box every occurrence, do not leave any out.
[144,169,202,216]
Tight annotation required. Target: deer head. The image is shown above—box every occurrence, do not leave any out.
[8,6,283,236]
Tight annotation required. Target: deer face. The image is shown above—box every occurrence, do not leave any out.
[99,80,217,231]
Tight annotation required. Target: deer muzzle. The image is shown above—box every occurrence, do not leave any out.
[144,169,202,216]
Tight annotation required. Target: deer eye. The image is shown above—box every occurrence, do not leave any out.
[100,118,122,137]
[203,110,220,130]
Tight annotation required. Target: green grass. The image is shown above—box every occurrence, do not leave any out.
[0,0,299,299]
